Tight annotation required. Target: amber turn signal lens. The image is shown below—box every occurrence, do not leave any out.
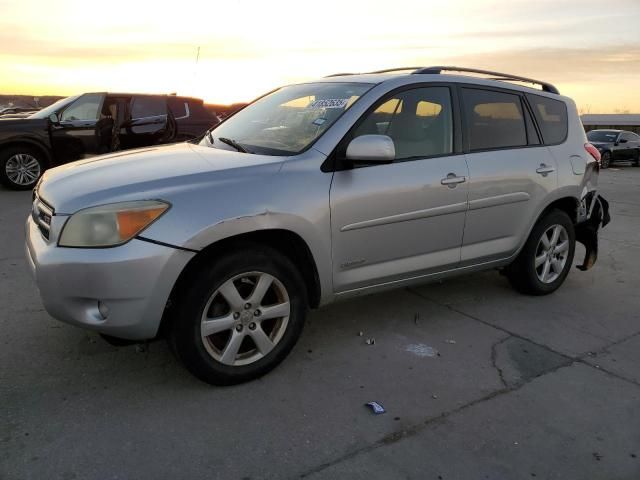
[116,206,168,240]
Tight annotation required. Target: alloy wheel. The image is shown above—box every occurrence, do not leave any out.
[200,271,291,366]
[534,224,569,284]
[5,153,41,186]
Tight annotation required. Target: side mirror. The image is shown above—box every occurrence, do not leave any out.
[48,113,59,124]
[345,135,395,163]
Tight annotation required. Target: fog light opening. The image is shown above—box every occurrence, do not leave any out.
[98,301,110,319]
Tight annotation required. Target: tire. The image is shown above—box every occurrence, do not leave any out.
[169,244,307,385]
[0,146,46,190]
[600,151,611,169]
[505,210,576,295]
[634,151,640,167]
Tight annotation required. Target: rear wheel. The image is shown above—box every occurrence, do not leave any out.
[600,151,611,169]
[169,245,307,385]
[0,146,46,190]
[506,210,576,295]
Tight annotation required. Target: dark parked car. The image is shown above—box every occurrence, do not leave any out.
[0,93,220,189]
[586,129,640,168]
[0,107,39,116]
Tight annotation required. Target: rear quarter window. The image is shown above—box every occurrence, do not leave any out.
[461,88,527,151]
[168,99,188,118]
[526,94,568,145]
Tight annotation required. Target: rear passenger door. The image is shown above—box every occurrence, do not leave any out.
[460,87,558,264]
[120,96,169,149]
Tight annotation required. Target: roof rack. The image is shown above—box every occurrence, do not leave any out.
[324,66,559,94]
[368,67,425,74]
[412,66,559,94]
[324,72,358,77]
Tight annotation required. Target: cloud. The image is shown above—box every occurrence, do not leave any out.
[447,46,640,83]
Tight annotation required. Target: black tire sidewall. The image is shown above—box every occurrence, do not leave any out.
[508,210,576,295]
[0,146,46,190]
[601,152,611,169]
[170,245,307,385]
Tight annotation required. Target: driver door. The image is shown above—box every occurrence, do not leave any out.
[329,86,468,293]
[50,93,104,161]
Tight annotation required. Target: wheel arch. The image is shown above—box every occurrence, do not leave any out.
[509,195,581,263]
[0,139,53,167]
[159,228,322,337]
[537,196,580,224]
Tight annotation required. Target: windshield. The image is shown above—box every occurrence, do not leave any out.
[29,95,81,119]
[200,82,373,155]
[587,130,619,143]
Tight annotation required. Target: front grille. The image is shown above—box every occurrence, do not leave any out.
[32,196,54,240]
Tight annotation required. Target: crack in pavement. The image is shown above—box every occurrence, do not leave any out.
[296,287,640,478]
[490,336,511,388]
[406,288,640,389]
[297,360,578,479]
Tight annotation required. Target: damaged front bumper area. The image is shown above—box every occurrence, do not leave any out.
[575,192,611,271]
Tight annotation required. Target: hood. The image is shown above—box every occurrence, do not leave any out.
[0,117,48,129]
[39,143,284,214]
[589,141,613,147]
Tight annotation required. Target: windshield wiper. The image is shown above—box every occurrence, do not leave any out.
[218,137,251,153]
[207,129,215,145]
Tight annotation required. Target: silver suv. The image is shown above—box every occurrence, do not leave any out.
[26,67,610,385]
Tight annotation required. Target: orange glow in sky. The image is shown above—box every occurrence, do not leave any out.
[1,0,639,112]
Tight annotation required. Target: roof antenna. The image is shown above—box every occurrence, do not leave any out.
[190,46,200,98]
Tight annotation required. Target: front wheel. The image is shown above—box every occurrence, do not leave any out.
[169,245,307,385]
[600,151,611,169]
[0,146,46,190]
[506,210,576,295]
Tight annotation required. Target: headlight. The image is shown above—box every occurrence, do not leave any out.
[59,200,170,247]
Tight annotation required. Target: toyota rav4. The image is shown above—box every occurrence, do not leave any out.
[25,67,610,385]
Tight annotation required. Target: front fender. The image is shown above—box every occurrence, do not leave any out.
[180,211,334,305]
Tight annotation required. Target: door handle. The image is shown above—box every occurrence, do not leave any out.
[536,164,555,176]
[441,173,466,188]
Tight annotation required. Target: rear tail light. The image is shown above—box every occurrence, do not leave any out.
[585,143,601,163]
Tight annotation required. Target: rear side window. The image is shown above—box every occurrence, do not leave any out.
[526,94,568,145]
[462,88,527,151]
[131,96,166,119]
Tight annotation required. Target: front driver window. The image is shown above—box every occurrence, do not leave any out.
[60,94,102,122]
[352,87,453,160]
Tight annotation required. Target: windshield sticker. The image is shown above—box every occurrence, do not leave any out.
[308,98,349,109]
[312,118,327,126]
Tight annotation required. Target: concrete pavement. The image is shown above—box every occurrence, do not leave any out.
[1,168,639,479]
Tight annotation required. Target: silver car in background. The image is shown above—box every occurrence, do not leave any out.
[25,67,610,384]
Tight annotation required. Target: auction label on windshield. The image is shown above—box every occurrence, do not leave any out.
[308,98,349,109]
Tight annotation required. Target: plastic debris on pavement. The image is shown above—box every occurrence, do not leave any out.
[365,338,376,345]
[365,401,386,414]
[405,343,438,357]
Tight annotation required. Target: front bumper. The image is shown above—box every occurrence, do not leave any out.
[25,215,195,339]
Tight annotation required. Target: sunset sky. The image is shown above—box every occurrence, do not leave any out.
[1,0,638,112]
